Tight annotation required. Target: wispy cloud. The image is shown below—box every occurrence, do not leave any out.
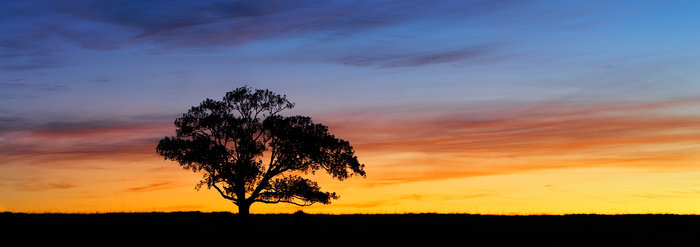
[4,97,700,185]
[1,59,60,71]
[122,181,178,193]
[59,0,520,48]
[1,0,597,69]
[0,81,69,100]
[0,81,68,92]
[14,180,76,192]
[318,98,700,182]
[631,190,700,200]
[326,98,700,152]
[335,46,494,68]
[0,118,171,167]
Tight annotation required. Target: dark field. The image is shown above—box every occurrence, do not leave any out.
[2,212,699,245]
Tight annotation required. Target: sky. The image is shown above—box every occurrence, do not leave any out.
[2,0,700,214]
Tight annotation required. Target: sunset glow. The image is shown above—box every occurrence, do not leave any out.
[2,0,700,214]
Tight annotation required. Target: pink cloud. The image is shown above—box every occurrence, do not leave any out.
[316,98,700,182]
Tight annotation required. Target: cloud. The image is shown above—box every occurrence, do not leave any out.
[0,82,68,92]
[0,0,573,69]
[335,46,493,68]
[122,181,179,193]
[0,116,175,133]
[631,190,700,200]
[0,118,172,167]
[4,97,700,185]
[3,0,423,54]
[93,77,111,83]
[0,82,26,89]
[0,81,69,100]
[14,180,76,191]
[317,98,700,182]
[326,98,700,153]
[60,0,508,47]
[1,59,60,71]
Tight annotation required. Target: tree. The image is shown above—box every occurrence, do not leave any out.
[156,86,366,215]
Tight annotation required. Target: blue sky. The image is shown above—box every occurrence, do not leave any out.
[3,0,699,122]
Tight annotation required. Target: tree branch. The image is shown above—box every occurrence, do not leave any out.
[254,198,315,207]
[212,184,236,203]
[247,143,283,202]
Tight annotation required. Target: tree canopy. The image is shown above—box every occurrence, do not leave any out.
[156,86,365,214]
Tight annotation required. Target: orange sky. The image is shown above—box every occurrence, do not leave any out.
[3,98,700,214]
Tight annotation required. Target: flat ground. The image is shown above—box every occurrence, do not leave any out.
[1,212,698,245]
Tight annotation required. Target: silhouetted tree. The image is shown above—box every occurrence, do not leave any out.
[156,86,365,215]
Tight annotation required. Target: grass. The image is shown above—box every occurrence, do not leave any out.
[2,211,699,245]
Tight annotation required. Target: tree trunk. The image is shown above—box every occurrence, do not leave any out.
[238,202,251,216]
